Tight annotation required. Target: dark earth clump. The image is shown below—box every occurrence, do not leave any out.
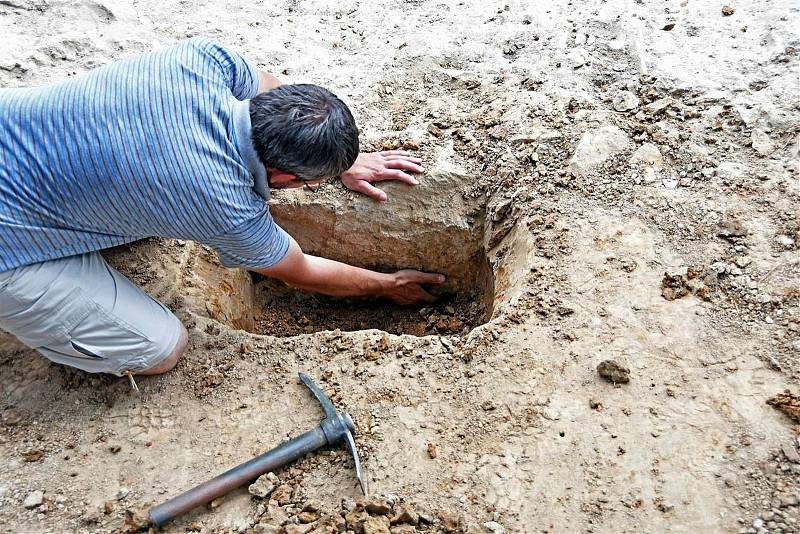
[597,359,631,384]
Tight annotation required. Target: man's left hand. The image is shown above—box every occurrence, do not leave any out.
[340,151,424,201]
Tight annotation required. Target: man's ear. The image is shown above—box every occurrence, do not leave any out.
[267,168,297,186]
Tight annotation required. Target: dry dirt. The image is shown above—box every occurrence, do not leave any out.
[1,1,799,533]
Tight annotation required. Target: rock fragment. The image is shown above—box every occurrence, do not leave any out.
[630,143,663,167]
[484,521,506,533]
[426,442,438,459]
[23,490,44,509]
[751,129,774,156]
[569,125,632,176]
[364,499,393,515]
[612,91,639,112]
[249,472,278,499]
[122,507,150,533]
[271,484,293,506]
[390,504,419,525]
[567,48,589,68]
[645,98,672,115]
[781,443,800,464]
[717,219,748,239]
[21,449,44,462]
[597,360,630,384]
[363,515,391,534]
[722,6,735,16]
[767,390,800,422]
[438,511,462,532]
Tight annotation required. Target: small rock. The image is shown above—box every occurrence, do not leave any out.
[767,390,800,423]
[751,129,774,156]
[298,511,320,524]
[271,484,293,506]
[781,443,800,463]
[597,360,631,384]
[363,516,391,534]
[630,143,663,167]
[364,499,392,515]
[718,219,748,239]
[390,525,416,534]
[567,48,590,68]
[569,125,633,176]
[484,521,506,533]
[427,442,438,459]
[122,507,151,533]
[249,472,278,499]
[645,98,672,115]
[21,450,44,462]
[23,491,44,509]
[345,510,370,533]
[722,6,735,16]
[1,407,22,425]
[438,511,462,532]
[481,400,497,411]
[390,504,419,525]
[613,91,639,112]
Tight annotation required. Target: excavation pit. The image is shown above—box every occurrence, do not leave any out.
[250,260,492,337]
[190,162,527,338]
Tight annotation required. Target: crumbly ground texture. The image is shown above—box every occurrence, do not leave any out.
[1,1,799,533]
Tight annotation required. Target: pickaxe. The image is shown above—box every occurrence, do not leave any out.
[149,373,366,526]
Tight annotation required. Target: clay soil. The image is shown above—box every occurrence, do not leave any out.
[1,1,799,534]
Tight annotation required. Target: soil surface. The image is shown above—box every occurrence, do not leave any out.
[254,279,488,337]
[1,1,799,534]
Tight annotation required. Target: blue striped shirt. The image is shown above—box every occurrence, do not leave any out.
[0,37,290,272]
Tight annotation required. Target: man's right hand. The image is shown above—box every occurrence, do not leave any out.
[255,238,445,306]
[382,269,446,305]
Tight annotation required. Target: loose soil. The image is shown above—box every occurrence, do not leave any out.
[253,278,487,337]
[1,1,799,533]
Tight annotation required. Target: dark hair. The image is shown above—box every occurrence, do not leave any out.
[249,84,359,180]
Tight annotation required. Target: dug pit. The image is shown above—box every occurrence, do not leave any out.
[188,157,527,338]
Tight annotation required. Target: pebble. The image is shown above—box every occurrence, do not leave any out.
[23,491,44,509]
[751,129,774,156]
[249,472,278,499]
[390,504,419,525]
[613,91,639,112]
[567,48,590,68]
[781,443,800,463]
[484,521,506,533]
[597,359,631,384]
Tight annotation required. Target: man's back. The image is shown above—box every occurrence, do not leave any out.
[0,38,266,272]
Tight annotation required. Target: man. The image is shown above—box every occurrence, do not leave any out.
[0,38,444,378]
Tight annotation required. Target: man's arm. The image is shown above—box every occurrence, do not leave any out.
[255,238,445,305]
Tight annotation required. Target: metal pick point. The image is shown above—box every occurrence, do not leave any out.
[298,372,367,496]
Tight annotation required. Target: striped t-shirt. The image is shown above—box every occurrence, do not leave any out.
[0,37,290,272]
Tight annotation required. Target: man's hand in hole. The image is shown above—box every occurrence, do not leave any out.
[256,238,445,305]
[340,151,424,201]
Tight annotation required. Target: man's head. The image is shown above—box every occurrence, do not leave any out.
[249,84,359,189]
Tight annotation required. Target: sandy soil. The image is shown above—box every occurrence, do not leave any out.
[1,1,799,533]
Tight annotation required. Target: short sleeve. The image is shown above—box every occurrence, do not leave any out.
[187,37,260,100]
[204,208,291,269]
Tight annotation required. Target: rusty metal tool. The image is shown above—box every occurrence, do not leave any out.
[149,372,365,526]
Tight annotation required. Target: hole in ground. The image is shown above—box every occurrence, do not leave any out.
[250,254,492,337]
[193,163,527,337]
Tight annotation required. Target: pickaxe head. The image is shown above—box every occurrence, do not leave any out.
[298,373,367,496]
